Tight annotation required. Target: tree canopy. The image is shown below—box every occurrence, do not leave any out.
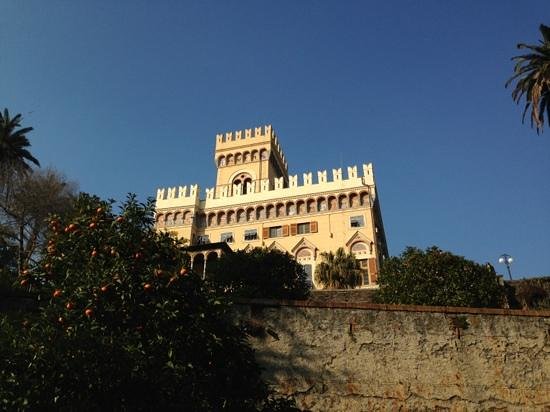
[506,24,550,134]
[207,247,310,300]
[0,109,39,182]
[314,247,362,289]
[0,194,297,410]
[375,246,505,308]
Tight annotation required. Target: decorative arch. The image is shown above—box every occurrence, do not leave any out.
[267,241,286,253]
[276,203,285,217]
[236,209,245,223]
[217,211,226,226]
[265,204,275,219]
[317,197,327,212]
[243,151,251,163]
[360,190,370,206]
[345,231,374,254]
[296,199,306,215]
[306,198,315,213]
[226,210,235,225]
[165,213,174,226]
[218,155,226,167]
[207,212,216,227]
[226,153,234,165]
[328,196,337,211]
[256,205,265,220]
[183,210,192,224]
[156,213,164,225]
[349,192,359,208]
[286,201,296,216]
[251,150,259,161]
[291,237,318,258]
[260,149,268,160]
[246,207,255,222]
[174,211,183,226]
[235,152,242,164]
[338,194,348,209]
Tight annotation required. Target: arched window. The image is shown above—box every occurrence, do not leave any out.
[351,242,368,256]
[174,212,184,226]
[207,213,216,227]
[243,152,251,163]
[297,200,306,215]
[235,153,242,164]
[349,193,359,207]
[286,202,296,216]
[266,204,275,219]
[217,211,226,226]
[227,154,234,165]
[360,191,369,206]
[227,210,235,224]
[338,194,348,209]
[183,211,192,224]
[260,149,268,160]
[306,199,315,213]
[328,196,337,210]
[218,156,226,167]
[317,197,327,212]
[246,207,255,221]
[276,203,285,217]
[165,213,174,226]
[236,209,245,223]
[232,173,252,195]
[256,206,265,220]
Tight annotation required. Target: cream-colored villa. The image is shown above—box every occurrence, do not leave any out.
[155,125,388,287]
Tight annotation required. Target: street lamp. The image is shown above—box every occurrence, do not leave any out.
[498,254,514,280]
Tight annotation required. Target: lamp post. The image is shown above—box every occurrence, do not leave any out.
[498,254,514,280]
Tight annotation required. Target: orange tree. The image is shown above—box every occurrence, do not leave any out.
[0,194,296,411]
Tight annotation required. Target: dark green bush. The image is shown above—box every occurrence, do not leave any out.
[375,246,506,308]
[207,248,310,300]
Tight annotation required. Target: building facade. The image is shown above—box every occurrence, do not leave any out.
[155,125,388,287]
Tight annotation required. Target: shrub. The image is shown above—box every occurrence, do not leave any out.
[207,248,310,300]
[375,246,506,308]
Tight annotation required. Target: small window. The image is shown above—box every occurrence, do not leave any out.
[221,232,234,243]
[244,229,258,241]
[196,235,210,245]
[269,226,282,238]
[297,223,310,234]
[350,216,365,228]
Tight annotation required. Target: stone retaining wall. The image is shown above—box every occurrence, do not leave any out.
[234,300,550,411]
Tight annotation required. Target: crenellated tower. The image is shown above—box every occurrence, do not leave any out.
[155,123,388,288]
[214,125,288,197]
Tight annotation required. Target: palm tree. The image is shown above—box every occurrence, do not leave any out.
[314,247,362,289]
[0,108,39,177]
[506,24,550,134]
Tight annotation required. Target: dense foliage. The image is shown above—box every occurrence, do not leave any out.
[0,194,297,411]
[314,247,362,289]
[506,24,550,134]
[375,246,506,308]
[207,248,310,300]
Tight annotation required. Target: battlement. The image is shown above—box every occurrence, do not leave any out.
[215,125,288,172]
[215,124,274,145]
[156,163,375,210]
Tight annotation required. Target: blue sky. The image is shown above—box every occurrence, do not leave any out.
[2,1,549,277]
